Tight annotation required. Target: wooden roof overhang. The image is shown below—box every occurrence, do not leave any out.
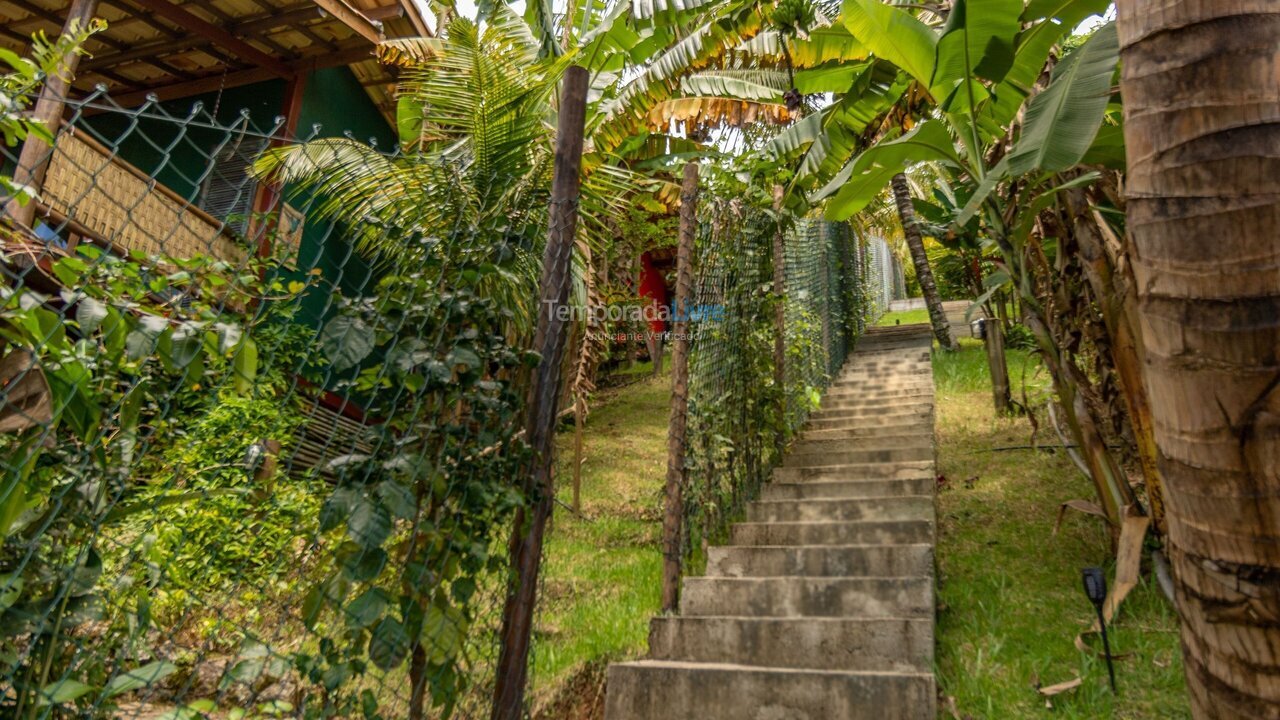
[0,0,432,123]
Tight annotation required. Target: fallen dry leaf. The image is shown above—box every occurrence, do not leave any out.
[1037,677,1083,696]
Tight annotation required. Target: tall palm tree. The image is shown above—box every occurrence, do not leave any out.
[891,171,953,347]
[1116,3,1279,717]
[254,11,636,330]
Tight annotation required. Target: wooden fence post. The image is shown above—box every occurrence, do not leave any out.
[4,0,99,227]
[985,312,1011,413]
[771,185,787,454]
[490,65,588,720]
[660,161,699,613]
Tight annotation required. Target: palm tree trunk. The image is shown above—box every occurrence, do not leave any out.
[1117,4,1280,717]
[890,173,954,349]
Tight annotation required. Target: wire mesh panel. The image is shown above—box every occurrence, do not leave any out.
[0,93,544,719]
[680,176,879,567]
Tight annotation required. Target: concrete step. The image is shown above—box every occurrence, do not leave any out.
[808,409,932,426]
[791,434,934,451]
[820,397,934,410]
[804,417,930,432]
[604,661,936,720]
[731,519,934,546]
[838,366,931,380]
[813,400,933,414]
[783,446,934,465]
[761,477,934,500]
[647,616,933,672]
[679,576,933,618]
[705,544,934,578]
[800,425,933,441]
[774,461,935,481]
[824,385,935,397]
[824,387,934,398]
[819,399,933,412]
[746,496,934,523]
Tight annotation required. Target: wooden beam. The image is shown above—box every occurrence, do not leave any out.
[126,0,294,77]
[398,0,433,36]
[365,5,403,21]
[237,4,324,35]
[81,4,324,73]
[6,0,100,227]
[5,0,197,80]
[312,0,384,44]
[183,0,301,60]
[94,44,373,108]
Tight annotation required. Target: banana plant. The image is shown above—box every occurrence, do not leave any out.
[773,0,1143,534]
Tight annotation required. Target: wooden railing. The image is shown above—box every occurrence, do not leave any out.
[37,127,247,264]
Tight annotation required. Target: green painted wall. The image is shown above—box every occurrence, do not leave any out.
[79,67,396,328]
[80,79,287,202]
[286,67,396,328]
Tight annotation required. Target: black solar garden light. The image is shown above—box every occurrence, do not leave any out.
[1082,566,1117,693]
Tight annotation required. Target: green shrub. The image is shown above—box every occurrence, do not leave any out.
[137,395,322,595]
[1003,322,1038,351]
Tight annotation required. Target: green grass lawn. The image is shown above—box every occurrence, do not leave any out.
[934,339,1188,718]
[877,307,931,326]
[530,370,670,713]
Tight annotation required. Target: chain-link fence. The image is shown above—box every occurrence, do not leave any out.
[0,92,547,719]
[1,84,897,718]
[679,182,889,567]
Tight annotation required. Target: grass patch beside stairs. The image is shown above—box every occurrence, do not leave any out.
[934,339,1188,718]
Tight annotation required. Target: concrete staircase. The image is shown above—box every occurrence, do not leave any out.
[605,324,938,720]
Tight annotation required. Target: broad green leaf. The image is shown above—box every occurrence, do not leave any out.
[632,0,723,21]
[975,0,1108,135]
[232,337,257,395]
[1023,0,1112,23]
[932,0,1022,94]
[764,112,824,159]
[842,0,937,88]
[680,70,786,102]
[214,322,242,355]
[790,25,869,67]
[124,315,167,361]
[0,574,22,611]
[347,500,392,549]
[39,678,94,705]
[74,298,107,335]
[794,63,862,94]
[1081,121,1126,169]
[956,156,1010,226]
[1006,22,1119,174]
[320,316,375,372]
[102,660,178,699]
[345,587,390,629]
[421,602,467,665]
[163,323,204,370]
[368,617,410,671]
[822,120,961,220]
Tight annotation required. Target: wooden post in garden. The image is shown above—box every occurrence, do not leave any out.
[771,185,787,455]
[491,65,588,720]
[660,161,699,613]
[984,311,1011,414]
[4,0,99,227]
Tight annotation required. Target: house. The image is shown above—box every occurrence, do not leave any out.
[1,0,435,474]
[1,0,431,315]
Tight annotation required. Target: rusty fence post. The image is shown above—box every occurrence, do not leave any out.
[490,65,589,720]
[660,161,699,613]
[771,185,787,456]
